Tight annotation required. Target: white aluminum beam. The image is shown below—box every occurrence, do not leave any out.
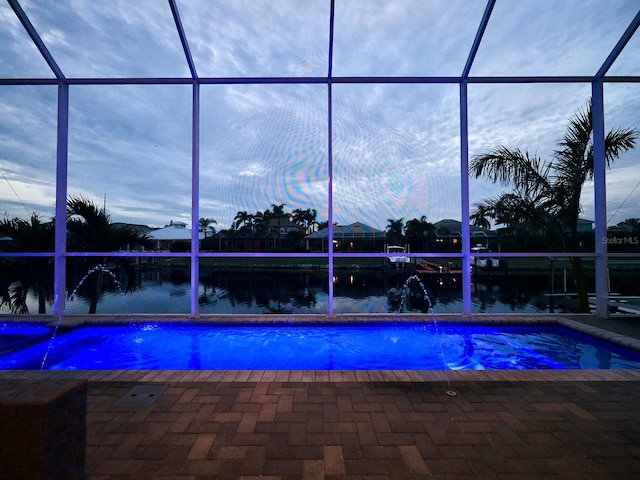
[53,82,69,315]
[592,81,608,318]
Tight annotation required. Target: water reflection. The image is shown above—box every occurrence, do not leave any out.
[56,265,579,315]
[199,268,320,314]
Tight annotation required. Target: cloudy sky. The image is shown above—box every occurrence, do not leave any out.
[1,0,639,234]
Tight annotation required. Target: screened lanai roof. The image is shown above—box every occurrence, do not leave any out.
[3,0,639,81]
[2,0,640,319]
[1,1,640,232]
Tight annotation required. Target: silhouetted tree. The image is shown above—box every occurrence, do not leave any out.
[0,213,54,313]
[470,100,636,312]
[404,215,436,251]
[198,217,216,238]
[385,218,405,246]
[66,196,156,313]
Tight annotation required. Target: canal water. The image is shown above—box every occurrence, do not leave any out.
[17,266,638,316]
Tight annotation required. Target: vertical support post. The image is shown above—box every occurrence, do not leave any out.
[459,81,472,317]
[592,80,608,318]
[327,0,335,317]
[190,81,200,317]
[327,81,334,317]
[53,82,69,315]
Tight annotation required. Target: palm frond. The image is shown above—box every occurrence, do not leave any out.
[604,127,637,165]
[470,147,554,198]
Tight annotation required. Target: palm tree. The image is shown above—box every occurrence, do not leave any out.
[66,195,156,313]
[292,208,318,234]
[308,208,318,233]
[253,210,269,238]
[470,205,491,230]
[386,218,405,246]
[291,208,305,231]
[470,100,636,312]
[270,203,286,219]
[404,215,435,251]
[269,203,288,231]
[198,217,217,238]
[0,213,54,314]
[234,211,251,230]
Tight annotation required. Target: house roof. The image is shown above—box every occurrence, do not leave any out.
[608,222,634,233]
[267,218,302,229]
[112,222,155,235]
[306,222,385,239]
[433,219,493,236]
[149,225,204,241]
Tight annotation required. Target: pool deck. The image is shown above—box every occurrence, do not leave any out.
[2,313,640,479]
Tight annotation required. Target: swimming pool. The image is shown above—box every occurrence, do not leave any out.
[2,322,640,370]
[0,323,53,354]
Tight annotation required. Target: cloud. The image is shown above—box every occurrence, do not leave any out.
[471,0,640,76]
[62,84,193,227]
[579,163,640,226]
[176,0,329,77]
[19,0,189,77]
[0,1,639,238]
[332,0,486,76]
[0,2,52,77]
[0,85,58,217]
[467,83,597,217]
[331,83,462,229]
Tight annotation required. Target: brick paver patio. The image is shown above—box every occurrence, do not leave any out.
[3,314,640,479]
[78,373,640,479]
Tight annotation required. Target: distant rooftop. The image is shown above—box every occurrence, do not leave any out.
[306,222,385,239]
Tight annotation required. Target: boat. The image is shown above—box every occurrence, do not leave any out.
[470,244,499,272]
[386,245,411,269]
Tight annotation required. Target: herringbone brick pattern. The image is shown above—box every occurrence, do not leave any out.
[86,380,640,479]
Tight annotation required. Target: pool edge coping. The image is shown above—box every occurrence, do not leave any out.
[1,368,639,383]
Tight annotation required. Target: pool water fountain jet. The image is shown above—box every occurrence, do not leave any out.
[40,264,132,370]
[397,274,457,397]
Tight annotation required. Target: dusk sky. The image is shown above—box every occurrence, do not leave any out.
[1,0,639,232]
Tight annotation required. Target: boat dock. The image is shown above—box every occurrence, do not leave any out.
[415,259,462,276]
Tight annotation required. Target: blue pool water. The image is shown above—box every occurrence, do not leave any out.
[0,323,53,354]
[1,323,640,370]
